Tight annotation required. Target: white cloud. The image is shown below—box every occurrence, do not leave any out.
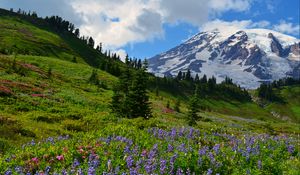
[68,0,256,49]
[115,49,127,62]
[201,19,253,32]
[273,21,300,35]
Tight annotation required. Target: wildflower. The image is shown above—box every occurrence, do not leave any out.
[135,159,142,172]
[14,166,22,174]
[257,160,262,169]
[141,149,147,157]
[45,166,51,173]
[208,152,215,164]
[176,168,184,175]
[287,145,295,154]
[56,155,64,161]
[170,128,177,139]
[61,169,67,175]
[73,159,80,167]
[31,157,39,164]
[126,156,134,169]
[88,166,96,175]
[160,159,167,174]
[167,144,174,152]
[207,168,213,175]
[188,128,194,139]
[199,146,208,156]
[213,144,220,154]
[5,169,12,175]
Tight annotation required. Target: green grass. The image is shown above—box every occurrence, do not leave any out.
[0,16,85,62]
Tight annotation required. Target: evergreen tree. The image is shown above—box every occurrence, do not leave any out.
[187,95,200,126]
[185,69,192,81]
[125,69,152,119]
[125,54,130,65]
[194,74,200,83]
[88,37,95,48]
[88,70,99,85]
[74,28,80,38]
[72,56,77,63]
[177,71,183,81]
[200,75,207,84]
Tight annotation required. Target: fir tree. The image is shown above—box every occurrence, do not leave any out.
[125,68,152,119]
[177,71,183,81]
[187,95,200,126]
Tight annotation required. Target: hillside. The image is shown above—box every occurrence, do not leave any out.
[0,8,299,175]
[0,8,112,67]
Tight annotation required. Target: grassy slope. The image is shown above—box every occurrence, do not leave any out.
[266,86,300,122]
[0,55,116,147]
[0,9,112,68]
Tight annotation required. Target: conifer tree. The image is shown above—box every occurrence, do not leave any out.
[177,71,183,81]
[187,95,200,126]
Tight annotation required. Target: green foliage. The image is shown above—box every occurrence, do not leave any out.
[174,99,181,113]
[187,95,201,126]
[111,67,152,119]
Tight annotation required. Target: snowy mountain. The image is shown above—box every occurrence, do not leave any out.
[148,28,300,89]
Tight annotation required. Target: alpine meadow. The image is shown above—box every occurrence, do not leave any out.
[0,1,300,175]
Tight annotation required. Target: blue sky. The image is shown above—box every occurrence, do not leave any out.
[1,0,299,59]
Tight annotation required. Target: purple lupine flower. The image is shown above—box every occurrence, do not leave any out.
[73,159,80,167]
[176,168,184,175]
[14,166,23,174]
[188,128,194,139]
[246,146,252,154]
[170,128,177,139]
[287,145,295,154]
[136,159,142,172]
[158,129,165,139]
[88,166,96,175]
[129,168,138,175]
[208,152,215,164]
[126,156,134,169]
[257,160,262,169]
[169,154,178,174]
[124,145,131,154]
[199,146,208,156]
[213,144,220,154]
[197,157,202,166]
[77,169,84,175]
[179,128,185,137]
[167,144,174,152]
[160,159,167,174]
[4,169,12,175]
[207,168,213,175]
[61,169,67,175]
[186,168,191,175]
[30,139,36,146]
[45,166,51,174]
[178,143,187,153]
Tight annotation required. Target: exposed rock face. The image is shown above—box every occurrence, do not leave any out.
[148,29,300,89]
[290,43,300,56]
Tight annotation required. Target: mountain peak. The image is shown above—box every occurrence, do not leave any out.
[148,28,300,89]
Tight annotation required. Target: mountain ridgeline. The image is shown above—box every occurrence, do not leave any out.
[148,29,300,89]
